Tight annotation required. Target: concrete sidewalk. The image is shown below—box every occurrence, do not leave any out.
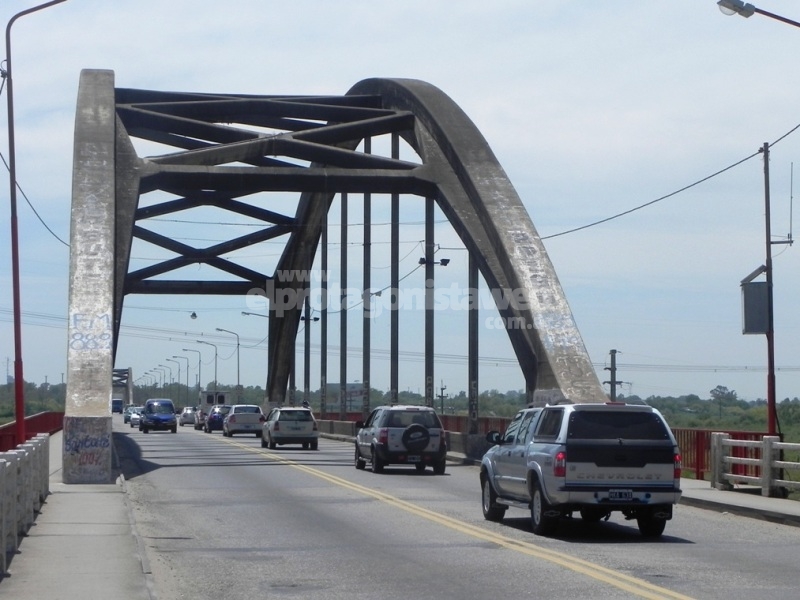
[0,430,152,600]
[678,475,800,527]
[3,431,800,600]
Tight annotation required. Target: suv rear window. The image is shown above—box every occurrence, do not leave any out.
[382,410,441,429]
[567,411,670,440]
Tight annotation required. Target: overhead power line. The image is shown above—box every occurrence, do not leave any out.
[542,122,800,240]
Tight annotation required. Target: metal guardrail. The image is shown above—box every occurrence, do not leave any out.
[711,432,800,498]
[0,433,50,575]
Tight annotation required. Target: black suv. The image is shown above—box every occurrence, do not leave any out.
[355,405,447,474]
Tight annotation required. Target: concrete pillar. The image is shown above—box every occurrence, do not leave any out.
[63,69,116,483]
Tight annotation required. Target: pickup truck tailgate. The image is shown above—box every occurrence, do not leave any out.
[566,441,677,488]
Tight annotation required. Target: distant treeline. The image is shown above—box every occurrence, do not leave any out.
[3,381,799,439]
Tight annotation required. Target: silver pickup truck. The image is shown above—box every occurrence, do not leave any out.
[480,402,682,538]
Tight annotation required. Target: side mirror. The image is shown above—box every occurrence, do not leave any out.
[486,431,502,445]
[355,420,365,429]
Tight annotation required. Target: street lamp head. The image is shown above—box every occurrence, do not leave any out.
[190,311,197,319]
[420,257,450,266]
[718,0,755,17]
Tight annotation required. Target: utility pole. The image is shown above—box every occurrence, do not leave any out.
[603,349,623,401]
[437,381,447,414]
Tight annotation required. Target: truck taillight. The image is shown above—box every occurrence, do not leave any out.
[312,421,318,431]
[229,415,236,423]
[378,428,389,444]
[259,415,265,423]
[674,453,682,479]
[554,451,566,477]
[274,422,280,431]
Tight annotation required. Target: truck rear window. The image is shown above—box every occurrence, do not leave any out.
[567,411,670,440]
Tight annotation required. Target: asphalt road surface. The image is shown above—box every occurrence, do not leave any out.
[114,418,800,600]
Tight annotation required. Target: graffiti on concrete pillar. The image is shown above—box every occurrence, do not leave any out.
[62,416,112,484]
[69,312,113,351]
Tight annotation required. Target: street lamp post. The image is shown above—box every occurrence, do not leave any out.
[182,348,202,393]
[216,328,241,402]
[301,308,320,405]
[4,0,70,446]
[197,341,218,397]
[153,367,165,389]
[173,355,190,407]
[419,254,449,408]
[159,363,172,384]
[166,358,181,406]
[719,2,798,436]
[242,311,273,402]
[159,363,173,402]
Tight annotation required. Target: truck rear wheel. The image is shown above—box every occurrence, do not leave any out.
[531,481,557,536]
[637,516,667,538]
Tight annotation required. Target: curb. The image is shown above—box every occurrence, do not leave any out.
[678,494,800,528]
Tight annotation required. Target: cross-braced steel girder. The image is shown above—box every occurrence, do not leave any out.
[69,68,606,412]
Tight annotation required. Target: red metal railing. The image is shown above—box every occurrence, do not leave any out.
[0,411,64,452]
[672,428,775,481]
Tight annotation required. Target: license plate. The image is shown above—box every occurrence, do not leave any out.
[609,489,633,501]
[407,455,421,463]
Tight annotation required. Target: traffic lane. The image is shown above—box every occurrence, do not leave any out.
[118,427,685,600]
[118,427,800,599]
[277,436,800,600]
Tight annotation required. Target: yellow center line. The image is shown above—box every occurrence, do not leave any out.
[222,437,694,600]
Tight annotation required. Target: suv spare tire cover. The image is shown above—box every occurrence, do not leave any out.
[402,423,430,452]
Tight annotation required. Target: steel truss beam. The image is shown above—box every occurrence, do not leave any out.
[69,69,605,411]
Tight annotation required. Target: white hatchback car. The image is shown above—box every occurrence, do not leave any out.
[261,407,319,450]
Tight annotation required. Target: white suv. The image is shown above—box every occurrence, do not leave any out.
[355,405,447,474]
[261,406,319,450]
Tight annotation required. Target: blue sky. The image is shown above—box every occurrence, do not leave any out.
[1,0,800,402]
